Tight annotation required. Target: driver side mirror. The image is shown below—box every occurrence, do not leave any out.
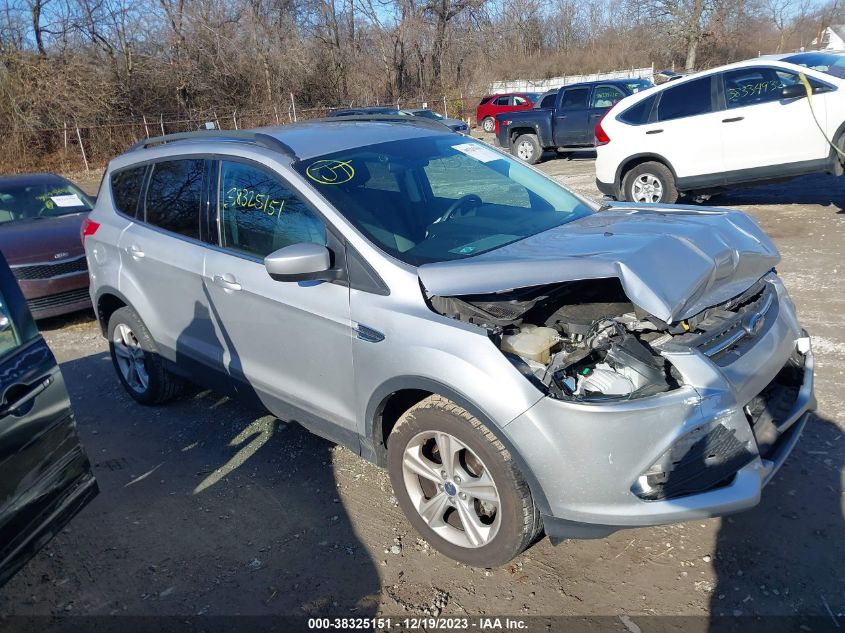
[781,84,807,100]
[264,242,336,282]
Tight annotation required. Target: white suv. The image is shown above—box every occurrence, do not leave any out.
[595,52,845,203]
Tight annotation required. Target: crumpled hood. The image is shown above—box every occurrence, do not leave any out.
[417,206,780,323]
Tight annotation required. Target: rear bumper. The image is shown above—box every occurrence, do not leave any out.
[596,177,617,198]
[502,279,814,540]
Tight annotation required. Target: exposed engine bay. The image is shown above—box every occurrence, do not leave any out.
[428,276,773,402]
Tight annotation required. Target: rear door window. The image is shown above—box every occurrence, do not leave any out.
[110,166,146,218]
[144,159,205,240]
[219,160,326,259]
[560,88,590,110]
[539,93,557,109]
[656,76,713,121]
[591,85,625,108]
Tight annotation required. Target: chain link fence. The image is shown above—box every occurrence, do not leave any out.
[0,94,480,174]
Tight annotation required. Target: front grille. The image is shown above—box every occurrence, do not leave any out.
[12,256,88,280]
[26,287,91,313]
[669,281,777,365]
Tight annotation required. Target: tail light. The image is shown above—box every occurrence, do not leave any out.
[81,218,100,243]
[595,112,611,146]
[501,120,512,127]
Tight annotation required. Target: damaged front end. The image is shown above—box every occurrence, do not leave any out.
[428,274,777,404]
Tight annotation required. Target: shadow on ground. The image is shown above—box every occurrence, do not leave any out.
[718,173,845,212]
[0,348,381,616]
[710,412,844,622]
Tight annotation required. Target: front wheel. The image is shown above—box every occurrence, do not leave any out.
[622,161,678,204]
[511,133,542,164]
[387,395,542,567]
[481,117,495,133]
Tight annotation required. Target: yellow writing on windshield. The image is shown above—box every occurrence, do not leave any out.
[306,159,355,185]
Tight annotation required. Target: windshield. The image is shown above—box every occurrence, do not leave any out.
[783,52,845,78]
[624,79,654,93]
[295,136,593,265]
[412,110,443,120]
[0,178,92,225]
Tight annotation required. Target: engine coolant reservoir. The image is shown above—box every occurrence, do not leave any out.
[501,326,559,364]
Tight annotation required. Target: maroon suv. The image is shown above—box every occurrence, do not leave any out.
[0,173,94,319]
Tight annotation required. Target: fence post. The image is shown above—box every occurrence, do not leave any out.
[142,115,150,138]
[63,121,68,149]
[214,111,220,130]
[273,105,280,125]
[233,110,239,130]
[74,123,90,172]
[290,93,297,122]
[159,114,165,135]
[443,95,448,118]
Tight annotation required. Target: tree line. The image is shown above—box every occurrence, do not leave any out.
[0,0,841,168]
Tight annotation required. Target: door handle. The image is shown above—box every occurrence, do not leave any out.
[128,245,145,259]
[722,116,744,123]
[646,129,663,134]
[213,274,242,292]
[0,376,52,417]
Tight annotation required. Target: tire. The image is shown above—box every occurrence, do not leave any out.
[107,306,184,405]
[512,133,542,165]
[622,161,678,204]
[387,395,542,567]
[481,117,495,133]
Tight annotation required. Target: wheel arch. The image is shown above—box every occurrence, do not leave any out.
[615,153,678,193]
[94,286,131,336]
[363,376,552,516]
[509,126,540,144]
[828,121,845,176]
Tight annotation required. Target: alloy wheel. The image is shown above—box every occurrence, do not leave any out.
[401,431,501,549]
[631,173,664,203]
[516,141,535,162]
[112,323,149,393]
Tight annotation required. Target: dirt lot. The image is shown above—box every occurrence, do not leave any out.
[1,145,843,625]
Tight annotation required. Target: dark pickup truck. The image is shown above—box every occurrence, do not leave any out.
[495,78,652,164]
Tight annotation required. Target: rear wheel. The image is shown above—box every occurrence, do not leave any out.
[387,395,542,567]
[512,133,542,165]
[481,117,495,133]
[622,161,678,204]
[108,307,184,405]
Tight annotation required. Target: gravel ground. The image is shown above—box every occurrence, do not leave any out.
[0,143,843,623]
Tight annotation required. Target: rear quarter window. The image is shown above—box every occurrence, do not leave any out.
[110,166,146,218]
[618,94,657,125]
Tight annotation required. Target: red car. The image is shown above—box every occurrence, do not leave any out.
[0,173,94,319]
[476,92,541,133]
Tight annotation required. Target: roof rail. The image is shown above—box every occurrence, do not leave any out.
[311,114,454,132]
[127,130,296,157]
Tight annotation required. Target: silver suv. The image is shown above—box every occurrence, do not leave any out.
[85,117,815,567]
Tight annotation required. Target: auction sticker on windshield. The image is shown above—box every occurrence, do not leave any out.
[452,142,502,163]
[49,194,85,207]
